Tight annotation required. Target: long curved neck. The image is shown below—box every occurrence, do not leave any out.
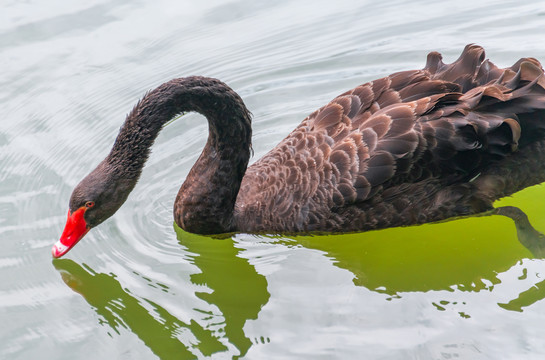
[107,76,252,234]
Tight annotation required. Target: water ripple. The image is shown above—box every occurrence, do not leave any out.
[3,0,545,358]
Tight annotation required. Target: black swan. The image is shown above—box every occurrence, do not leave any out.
[52,44,545,258]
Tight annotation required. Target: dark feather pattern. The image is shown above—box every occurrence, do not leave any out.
[236,44,545,232]
[66,45,545,240]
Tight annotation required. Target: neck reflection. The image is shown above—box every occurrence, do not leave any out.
[53,229,270,359]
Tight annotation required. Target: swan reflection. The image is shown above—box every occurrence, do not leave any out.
[53,259,199,358]
[53,204,545,357]
[53,231,270,359]
[286,205,545,309]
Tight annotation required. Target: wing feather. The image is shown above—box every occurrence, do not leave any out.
[236,44,545,232]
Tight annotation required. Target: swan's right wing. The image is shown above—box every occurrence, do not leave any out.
[327,45,545,208]
[236,45,545,232]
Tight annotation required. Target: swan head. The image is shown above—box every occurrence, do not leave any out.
[52,161,136,258]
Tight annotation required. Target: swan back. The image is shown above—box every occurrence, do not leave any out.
[235,44,545,232]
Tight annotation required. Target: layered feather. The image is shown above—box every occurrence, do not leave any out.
[235,44,545,232]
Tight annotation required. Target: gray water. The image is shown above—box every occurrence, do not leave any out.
[3,0,545,359]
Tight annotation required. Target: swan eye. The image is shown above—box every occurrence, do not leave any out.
[85,201,95,208]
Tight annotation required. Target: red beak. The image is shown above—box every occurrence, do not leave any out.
[52,208,89,258]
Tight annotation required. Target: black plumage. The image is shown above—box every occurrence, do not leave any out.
[66,44,545,240]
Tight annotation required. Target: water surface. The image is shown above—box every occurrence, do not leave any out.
[2,0,545,359]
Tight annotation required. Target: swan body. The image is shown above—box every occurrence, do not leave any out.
[53,45,545,258]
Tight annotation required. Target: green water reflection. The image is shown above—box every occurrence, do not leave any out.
[178,229,270,358]
[292,212,530,294]
[53,230,270,359]
[53,260,198,358]
[289,204,545,311]
[53,189,545,357]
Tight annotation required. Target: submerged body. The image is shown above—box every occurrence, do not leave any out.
[53,45,545,257]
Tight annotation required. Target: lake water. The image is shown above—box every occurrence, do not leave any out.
[2,0,545,359]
